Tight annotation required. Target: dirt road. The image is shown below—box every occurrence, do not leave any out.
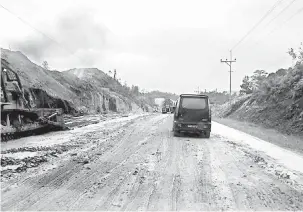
[2,114,303,210]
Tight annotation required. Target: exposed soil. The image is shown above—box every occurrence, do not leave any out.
[2,114,303,210]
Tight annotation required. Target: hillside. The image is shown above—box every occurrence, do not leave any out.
[142,90,178,107]
[214,63,303,136]
[1,48,151,114]
[200,90,230,105]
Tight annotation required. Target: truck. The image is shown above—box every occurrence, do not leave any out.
[172,94,211,138]
[161,98,174,114]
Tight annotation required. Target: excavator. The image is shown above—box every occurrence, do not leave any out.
[1,58,66,142]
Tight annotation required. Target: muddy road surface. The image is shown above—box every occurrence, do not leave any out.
[2,114,303,210]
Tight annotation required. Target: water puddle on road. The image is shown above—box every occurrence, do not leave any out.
[2,151,38,159]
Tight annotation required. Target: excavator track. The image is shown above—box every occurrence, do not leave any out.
[1,125,50,142]
[1,122,66,142]
[1,109,66,142]
[1,58,66,142]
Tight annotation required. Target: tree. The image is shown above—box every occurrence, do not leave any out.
[288,48,297,60]
[276,68,287,76]
[163,98,173,106]
[251,70,268,90]
[114,69,117,80]
[131,85,139,96]
[42,61,49,70]
[287,43,303,65]
[240,76,253,95]
[108,70,112,76]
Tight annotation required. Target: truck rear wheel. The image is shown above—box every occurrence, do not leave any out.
[173,131,180,137]
[205,131,210,138]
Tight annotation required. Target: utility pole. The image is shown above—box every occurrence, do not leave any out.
[195,86,200,94]
[220,50,236,103]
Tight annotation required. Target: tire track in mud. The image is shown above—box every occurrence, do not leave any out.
[1,115,167,211]
[205,137,240,210]
[144,130,177,211]
[193,141,213,208]
[227,145,303,210]
[210,138,275,210]
[171,173,181,211]
[1,160,83,210]
[46,115,166,210]
[122,131,171,211]
[7,114,303,211]
[175,139,196,210]
[67,115,169,210]
[116,129,167,210]
[7,125,130,211]
[210,137,303,210]
[178,137,220,210]
[170,134,182,211]
[120,122,176,211]
[225,139,303,192]
[83,117,169,210]
[47,118,154,209]
[1,115,138,188]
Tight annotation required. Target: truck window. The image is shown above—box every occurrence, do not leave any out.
[175,99,180,114]
[181,97,207,109]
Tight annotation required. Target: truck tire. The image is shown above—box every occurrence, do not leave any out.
[205,131,210,138]
[173,130,180,137]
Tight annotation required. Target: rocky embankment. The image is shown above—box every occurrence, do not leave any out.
[213,93,303,137]
[1,48,151,114]
[213,63,303,137]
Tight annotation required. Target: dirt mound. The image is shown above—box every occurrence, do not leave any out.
[1,48,150,114]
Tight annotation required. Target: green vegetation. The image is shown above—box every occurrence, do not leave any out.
[240,43,303,106]
[199,90,231,105]
[217,43,303,136]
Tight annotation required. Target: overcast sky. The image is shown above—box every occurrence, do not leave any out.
[0,0,302,94]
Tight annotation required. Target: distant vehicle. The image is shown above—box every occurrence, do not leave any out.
[172,94,211,138]
[165,105,170,113]
[170,106,176,113]
[153,105,158,112]
[162,104,171,113]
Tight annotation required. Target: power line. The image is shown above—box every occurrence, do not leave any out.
[246,6,303,74]
[262,0,297,29]
[254,5,303,45]
[244,0,298,48]
[231,0,284,51]
[0,4,89,65]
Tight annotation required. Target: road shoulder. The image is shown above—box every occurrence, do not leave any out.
[214,117,303,155]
